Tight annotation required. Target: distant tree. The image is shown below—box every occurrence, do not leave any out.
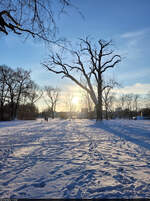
[132,94,140,112]
[0,65,16,120]
[65,93,76,119]
[125,94,133,112]
[144,91,150,108]
[102,79,118,119]
[13,68,32,119]
[0,65,10,120]
[140,108,150,118]
[40,107,52,119]
[42,37,121,120]
[18,103,38,120]
[116,93,140,119]
[119,94,126,111]
[103,91,116,120]
[27,82,43,105]
[44,86,60,119]
[0,0,72,42]
[0,65,37,120]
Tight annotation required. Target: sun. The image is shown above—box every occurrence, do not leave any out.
[72,96,79,105]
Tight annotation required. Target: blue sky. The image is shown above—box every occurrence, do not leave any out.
[0,0,150,95]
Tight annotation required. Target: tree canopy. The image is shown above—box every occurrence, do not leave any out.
[0,0,71,42]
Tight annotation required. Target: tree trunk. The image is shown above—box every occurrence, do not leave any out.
[96,80,103,121]
[14,101,19,120]
[96,103,102,121]
[0,107,4,121]
[105,107,108,120]
[51,108,54,119]
[0,103,4,121]
[10,102,15,120]
[14,89,21,120]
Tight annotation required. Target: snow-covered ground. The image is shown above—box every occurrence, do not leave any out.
[0,119,150,199]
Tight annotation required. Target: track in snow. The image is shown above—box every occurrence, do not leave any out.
[0,119,150,198]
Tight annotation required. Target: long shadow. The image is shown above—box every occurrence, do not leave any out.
[0,120,32,128]
[87,121,150,151]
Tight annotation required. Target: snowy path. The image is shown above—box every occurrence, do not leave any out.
[0,119,150,198]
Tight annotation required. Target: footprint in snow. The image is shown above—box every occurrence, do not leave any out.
[113,174,136,184]
[118,167,124,172]
[32,181,46,188]
[104,161,110,166]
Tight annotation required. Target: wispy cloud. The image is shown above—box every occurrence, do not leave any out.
[121,28,150,39]
[118,68,150,82]
[114,83,150,95]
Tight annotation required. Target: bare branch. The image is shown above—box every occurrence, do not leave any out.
[42,63,90,94]
[102,55,121,68]
[0,1,73,42]
[101,57,121,73]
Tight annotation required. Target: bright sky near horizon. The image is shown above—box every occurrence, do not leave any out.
[0,0,150,98]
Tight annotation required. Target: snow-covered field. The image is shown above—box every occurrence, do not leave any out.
[0,119,150,199]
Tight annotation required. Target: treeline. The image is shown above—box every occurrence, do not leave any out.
[1,65,149,121]
[40,90,150,120]
[0,65,40,121]
[95,92,150,120]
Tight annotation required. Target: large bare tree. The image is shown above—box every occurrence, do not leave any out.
[0,0,72,42]
[42,37,121,120]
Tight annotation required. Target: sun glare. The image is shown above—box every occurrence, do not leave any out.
[72,96,79,105]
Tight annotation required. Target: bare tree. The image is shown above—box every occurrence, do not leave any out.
[44,86,60,119]
[119,94,126,111]
[144,91,150,108]
[13,68,32,119]
[102,79,118,119]
[0,0,72,42]
[132,94,140,112]
[0,65,33,120]
[125,94,133,111]
[0,65,10,120]
[27,82,43,105]
[1,66,16,120]
[65,93,75,119]
[42,37,121,120]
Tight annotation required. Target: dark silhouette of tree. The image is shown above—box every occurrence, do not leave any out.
[116,93,140,119]
[42,37,121,120]
[141,108,150,118]
[13,68,32,119]
[132,94,140,113]
[0,65,15,120]
[102,79,119,119]
[0,0,72,42]
[0,65,34,120]
[18,103,38,120]
[0,65,10,120]
[44,86,60,119]
[144,91,150,108]
[27,82,43,105]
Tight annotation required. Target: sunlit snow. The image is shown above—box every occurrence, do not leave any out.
[0,119,150,198]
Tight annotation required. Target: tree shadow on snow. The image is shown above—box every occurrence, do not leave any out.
[0,120,31,128]
[87,121,150,151]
